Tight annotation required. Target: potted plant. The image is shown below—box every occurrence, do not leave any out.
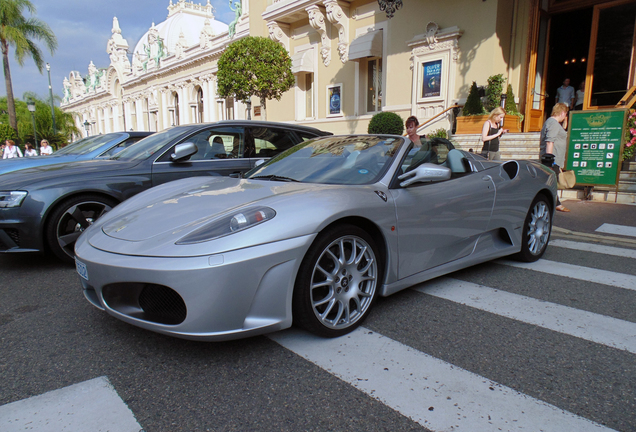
[368,111,404,135]
[455,76,523,134]
[455,81,487,134]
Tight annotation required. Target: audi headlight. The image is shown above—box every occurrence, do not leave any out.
[177,206,276,244]
[0,191,27,208]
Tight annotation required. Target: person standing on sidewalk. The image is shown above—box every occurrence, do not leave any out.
[481,107,507,161]
[540,102,570,212]
[3,140,23,159]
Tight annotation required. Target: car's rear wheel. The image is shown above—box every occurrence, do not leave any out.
[46,195,117,263]
[293,224,381,337]
[515,194,552,262]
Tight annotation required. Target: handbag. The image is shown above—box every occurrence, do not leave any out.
[480,139,489,158]
[557,170,576,189]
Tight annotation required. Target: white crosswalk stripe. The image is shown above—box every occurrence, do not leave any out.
[414,277,636,354]
[550,239,636,259]
[0,377,142,432]
[497,259,636,291]
[270,328,613,432]
[595,223,636,238]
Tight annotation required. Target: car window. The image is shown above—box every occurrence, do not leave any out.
[250,127,298,158]
[98,136,146,158]
[112,127,191,161]
[54,133,124,155]
[403,138,455,173]
[176,127,246,161]
[246,136,403,185]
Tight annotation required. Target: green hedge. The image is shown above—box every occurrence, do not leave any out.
[368,112,404,135]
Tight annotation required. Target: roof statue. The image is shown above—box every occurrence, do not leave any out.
[228,0,242,39]
[85,61,104,93]
[62,78,71,103]
[143,23,166,71]
[175,30,188,59]
[199,18,215,49]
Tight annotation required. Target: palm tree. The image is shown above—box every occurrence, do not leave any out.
[0,0,57,134]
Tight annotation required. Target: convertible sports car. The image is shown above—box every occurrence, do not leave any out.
[0,121,330,262]
[0,132,153,175]
[75,135,557,341]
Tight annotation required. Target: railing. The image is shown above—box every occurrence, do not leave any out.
[414,104,462,135]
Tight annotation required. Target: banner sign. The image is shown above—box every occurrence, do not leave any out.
[566,109,626,186]
[422,60,442,98]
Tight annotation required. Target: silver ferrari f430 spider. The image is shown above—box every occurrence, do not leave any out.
[75,135,557,341]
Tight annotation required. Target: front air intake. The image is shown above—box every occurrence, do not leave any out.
[138,284,187,325]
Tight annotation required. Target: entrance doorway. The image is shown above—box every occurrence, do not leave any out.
[525,0,636,131]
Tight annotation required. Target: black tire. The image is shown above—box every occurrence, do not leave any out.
[292,224,382,338]
[514,194,552,262]
[46,194,118,263]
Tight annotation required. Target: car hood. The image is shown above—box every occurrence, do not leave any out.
[0,154,78,175]
[81,176,392,258]
[100,176,309,242]
[0,159,140,189]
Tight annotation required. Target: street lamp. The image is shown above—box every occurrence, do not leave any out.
[46,63,57,136]
[27,99,38,152]
[83,120,91,137]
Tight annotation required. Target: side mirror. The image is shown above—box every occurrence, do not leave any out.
[170,142,198,162]
[398,163,451,187]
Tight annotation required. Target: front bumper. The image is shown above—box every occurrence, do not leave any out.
[75,234,316,341]
[0,208,42,253]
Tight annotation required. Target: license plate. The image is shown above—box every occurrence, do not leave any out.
[76,258,89,281]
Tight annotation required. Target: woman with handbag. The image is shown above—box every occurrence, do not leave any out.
[540,103,571,212]
[481,107,508,160]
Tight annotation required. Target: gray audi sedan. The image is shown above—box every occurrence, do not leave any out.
[0,121,331,262]
[74,135,557,341]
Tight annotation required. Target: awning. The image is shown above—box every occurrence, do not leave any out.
[348,30,383,61]
[291,50,314,74]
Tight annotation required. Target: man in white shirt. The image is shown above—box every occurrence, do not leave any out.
[3,140,23,159]
[40,139,53,155]
[556,78,575,110]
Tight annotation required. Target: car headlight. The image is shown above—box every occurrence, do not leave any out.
[177,206,276,244]
[0,191,27,208]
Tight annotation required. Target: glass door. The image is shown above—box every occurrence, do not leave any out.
[585,0,636,109]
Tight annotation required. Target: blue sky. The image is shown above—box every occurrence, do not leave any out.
[0,0,235,103]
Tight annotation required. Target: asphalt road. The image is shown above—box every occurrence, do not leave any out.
[1,202,635,431]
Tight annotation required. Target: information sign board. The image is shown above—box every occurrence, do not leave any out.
[566,109,626,186]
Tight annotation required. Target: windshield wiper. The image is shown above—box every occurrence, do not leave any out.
[251,175,300,182]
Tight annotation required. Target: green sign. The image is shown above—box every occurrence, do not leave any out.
[566,109,627,186]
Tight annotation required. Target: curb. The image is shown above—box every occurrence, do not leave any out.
[552,226,636,248]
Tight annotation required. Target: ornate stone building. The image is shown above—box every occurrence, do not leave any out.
[63,0,636,138]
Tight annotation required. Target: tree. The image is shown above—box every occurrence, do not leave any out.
[1,95,80,149]
[217,36,294,121]
[0,0,57,134]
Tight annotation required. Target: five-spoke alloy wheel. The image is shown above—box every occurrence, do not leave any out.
[293,224,381,337]
[46,194,117,263]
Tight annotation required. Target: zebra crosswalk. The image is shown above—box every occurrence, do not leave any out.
[1,238,634,431]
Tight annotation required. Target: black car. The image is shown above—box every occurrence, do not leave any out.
[0,121,332,262]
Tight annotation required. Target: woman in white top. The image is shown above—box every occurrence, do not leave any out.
[39,139,53,155]
[3,140,23,159]
[24,143,38,157]
[574,81,585,111]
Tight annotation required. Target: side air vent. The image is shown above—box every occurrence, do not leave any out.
[501,161,519,180]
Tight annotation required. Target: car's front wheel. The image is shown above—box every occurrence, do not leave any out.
[46,194,118,263]
[293,224,381,338]
[515,194,552,262]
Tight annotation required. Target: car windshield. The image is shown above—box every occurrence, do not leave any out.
[53,133,124,155]
[245,136,404,185]
[110,127,191,161]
